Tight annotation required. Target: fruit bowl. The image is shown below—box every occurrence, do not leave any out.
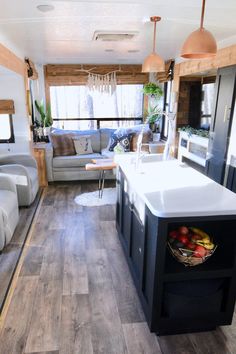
[167,226,217,267]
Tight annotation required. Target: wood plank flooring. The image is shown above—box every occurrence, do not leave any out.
[0,181,235,354]
[0,190,42,312]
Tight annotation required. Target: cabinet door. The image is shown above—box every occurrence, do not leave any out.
[130,207,145,284]
[121,190,132,252]
[206,66,236,184]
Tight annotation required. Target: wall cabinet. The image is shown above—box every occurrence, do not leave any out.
[116,168,236,335]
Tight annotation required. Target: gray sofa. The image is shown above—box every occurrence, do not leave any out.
[44,125,153,182]
[45,128,116,182]
[0,175,19,251]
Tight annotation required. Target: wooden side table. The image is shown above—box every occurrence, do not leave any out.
[33,147,48,187]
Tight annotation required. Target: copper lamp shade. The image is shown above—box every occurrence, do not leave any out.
[142,16,165,73]
[181,0,217,59]
[181,28,217,59]
[142,53,165,73]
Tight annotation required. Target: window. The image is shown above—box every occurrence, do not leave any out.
[0,114,14,143]
[201,83,215,129]
[50,84,143,130]
[162,81,173,139]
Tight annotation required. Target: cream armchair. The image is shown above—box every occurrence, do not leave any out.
[0,154,39,206]
[0,175,19,251]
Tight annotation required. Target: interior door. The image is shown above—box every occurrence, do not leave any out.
[206,66,236,184]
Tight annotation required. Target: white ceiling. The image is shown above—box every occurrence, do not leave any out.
[0,0,235,65]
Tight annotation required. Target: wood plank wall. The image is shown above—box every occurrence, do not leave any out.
[172,44,236,155]
[44,64,149,105]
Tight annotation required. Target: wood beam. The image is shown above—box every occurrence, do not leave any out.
[0,43,26,77]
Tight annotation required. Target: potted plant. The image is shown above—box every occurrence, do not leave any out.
[35,100,53,136]
[143,82,163,98]
[145,104,162,133]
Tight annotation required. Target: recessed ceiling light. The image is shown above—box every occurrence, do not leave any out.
[105,49,114,52]
[37,4,54,13]
[128,50,140,53]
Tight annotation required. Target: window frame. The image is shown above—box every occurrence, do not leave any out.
[0,114,15,143]
[161,80,173,140]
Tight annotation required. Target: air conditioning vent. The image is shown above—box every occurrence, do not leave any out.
[93,31,138,42]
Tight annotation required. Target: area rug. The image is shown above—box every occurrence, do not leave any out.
[74,188,116,207]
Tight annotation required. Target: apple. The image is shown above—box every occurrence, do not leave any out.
[193,245,207,258]
[177,234,189,245]
[178,226,189,235]
[186,242,196,251]
[191,234,202,242]
[169,230,178,239]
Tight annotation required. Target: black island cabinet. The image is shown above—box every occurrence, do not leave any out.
[116,167,236,335]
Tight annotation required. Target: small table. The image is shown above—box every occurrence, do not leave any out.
[85,159,117,198]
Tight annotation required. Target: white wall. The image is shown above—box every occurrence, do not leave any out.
[0,71,30,154]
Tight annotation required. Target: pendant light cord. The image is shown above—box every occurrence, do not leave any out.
[153,20,156,53]
[200,0,206,29]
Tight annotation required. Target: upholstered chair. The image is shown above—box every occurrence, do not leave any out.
[0,154,39,206]
[0,174,19,251]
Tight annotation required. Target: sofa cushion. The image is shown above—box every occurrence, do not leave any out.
[101,148,115,159]
[53,153,103,168]
[50,133,76,157]
[73,136,93,155]
[51,128,100,153]
[100,128,116,150]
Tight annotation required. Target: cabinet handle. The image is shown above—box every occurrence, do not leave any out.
[223,105,228,122]
[223,105,231,122]
[139,247,142,254]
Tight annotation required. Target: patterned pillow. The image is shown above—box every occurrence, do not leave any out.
[50,133,76,157]
[73,136,93,155]
[109,130,132,152]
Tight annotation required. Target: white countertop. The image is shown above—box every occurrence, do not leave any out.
[117,157,236,218]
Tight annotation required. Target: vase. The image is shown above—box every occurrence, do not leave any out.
[43,126,51,136]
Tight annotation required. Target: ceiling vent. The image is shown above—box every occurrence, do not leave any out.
[93,31,138,42]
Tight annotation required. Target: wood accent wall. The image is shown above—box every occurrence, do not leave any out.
[0,100,15,114]
[44,64,149,105]
[171,44,236,156]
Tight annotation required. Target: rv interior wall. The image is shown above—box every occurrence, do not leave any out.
[0,67,30,154]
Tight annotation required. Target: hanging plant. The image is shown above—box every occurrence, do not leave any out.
[142,82,163,98]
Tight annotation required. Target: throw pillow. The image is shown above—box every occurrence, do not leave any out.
[50,133,76,157]
[73,136,93,155]
[129,125,153,152]
[108,129,132,152]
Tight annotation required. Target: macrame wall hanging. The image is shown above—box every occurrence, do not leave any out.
[87,71,117,95]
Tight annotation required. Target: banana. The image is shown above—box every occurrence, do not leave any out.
[189,227,210,241]
[196,240,215,250]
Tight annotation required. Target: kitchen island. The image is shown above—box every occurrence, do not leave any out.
[116,158,236,335]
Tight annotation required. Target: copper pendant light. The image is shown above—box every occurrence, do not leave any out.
[181,0,217,59]
[142,16,165,73]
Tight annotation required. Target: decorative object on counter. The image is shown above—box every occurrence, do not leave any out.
[142,16,165,73]
[181,0,217,59]
[178,125,209,138]
[35,99,53,137]
[168,225,217,266]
